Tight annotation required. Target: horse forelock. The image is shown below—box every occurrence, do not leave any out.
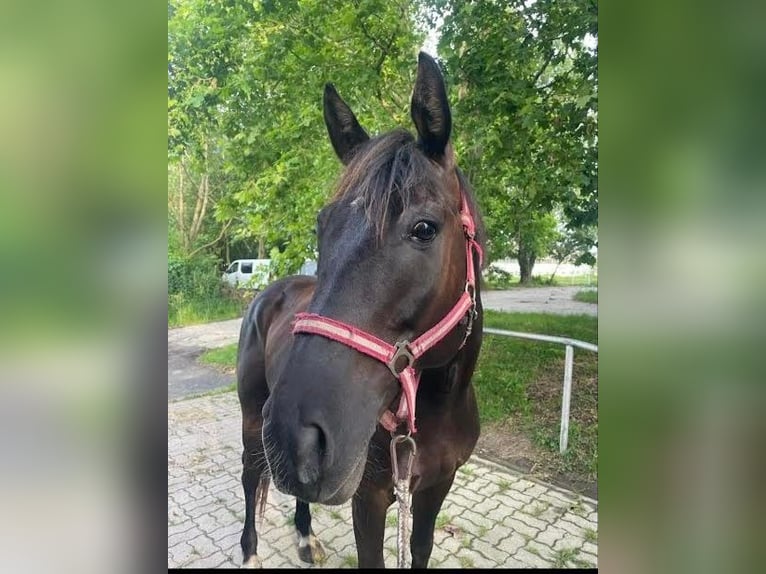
[331,130,448,238]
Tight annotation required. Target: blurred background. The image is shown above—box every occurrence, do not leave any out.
[0,0,763,573]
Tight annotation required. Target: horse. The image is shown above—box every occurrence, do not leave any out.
[236,51,486,568]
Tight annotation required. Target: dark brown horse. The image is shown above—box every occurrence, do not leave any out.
[236,52,486,568]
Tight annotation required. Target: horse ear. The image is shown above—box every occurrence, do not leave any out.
[410,52,452,159]
[323,83,369,165]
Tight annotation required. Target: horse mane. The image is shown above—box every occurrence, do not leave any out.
[331,128,487,262]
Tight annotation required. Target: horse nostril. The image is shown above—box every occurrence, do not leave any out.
[295,423,326,486]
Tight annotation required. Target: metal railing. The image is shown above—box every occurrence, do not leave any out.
[483,327,598,454]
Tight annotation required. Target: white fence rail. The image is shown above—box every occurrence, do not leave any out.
[483,327,598,454]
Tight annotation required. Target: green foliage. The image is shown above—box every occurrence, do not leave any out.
[168,294,244,328]
[168,254,222,298]
[436,0,598,273]
[483,265,516,289]
[549,221,598,268]
[167,254,247,326]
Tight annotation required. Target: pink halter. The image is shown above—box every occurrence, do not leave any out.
[292,192,483,435]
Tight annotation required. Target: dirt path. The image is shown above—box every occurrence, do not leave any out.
[168,319,242,400]
[482,286,597,316]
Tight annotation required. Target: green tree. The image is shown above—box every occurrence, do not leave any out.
[436,0,598,283]
[168,0,427,275]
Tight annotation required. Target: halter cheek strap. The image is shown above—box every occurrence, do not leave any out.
[292,192,482,435]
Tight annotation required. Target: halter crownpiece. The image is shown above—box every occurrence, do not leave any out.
[292,191,482,435]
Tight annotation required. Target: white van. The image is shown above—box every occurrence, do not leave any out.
[222,259,271,289]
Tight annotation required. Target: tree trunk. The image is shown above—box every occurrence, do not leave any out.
[258,237,265,259]
[518,244,536,285]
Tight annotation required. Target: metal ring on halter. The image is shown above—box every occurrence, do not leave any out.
[387,340,415,378]
[390,434,417,484]
[464,281,476,304]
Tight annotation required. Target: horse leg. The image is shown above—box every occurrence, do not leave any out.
[352,486,394,568]
[240,414,267,568]
[410,473,456,568]
[294,500,326,564]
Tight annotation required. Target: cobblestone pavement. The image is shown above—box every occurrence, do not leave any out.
[168,393,598,569]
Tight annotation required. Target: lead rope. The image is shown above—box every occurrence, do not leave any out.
[390,434,417,568]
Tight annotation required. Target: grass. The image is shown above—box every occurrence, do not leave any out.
[435,512,452,529]
[569,498,588,517]
[199,310,598,486]
[583,527,597,543]
[528,501,551,518]
[168,293,246,328]
[458,555,475,568]
[458,464,475,476]
[552,547,582,568]
[483,273,598,290]
[573,289,598,304]
[497,479,512,493]
[341,554,358,568]
[199,345,238,369]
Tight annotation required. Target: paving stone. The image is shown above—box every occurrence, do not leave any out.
[437,555,463,569]
[499,488,533,506]
[186,498,218,518]
[513,510,549,531]
[487,502,522,523]
[460,487,484,504]
[184,553,228,569]
[186,533,220,559]
[168,541,196,567]
[496,533,526,556]
[556,515,589,538]
[167,511,192,531]
[503,516,542,539]
[514,547,553,568]
[536,524,567,548]
[472,537,510,563]
[525,539,555,560]
[561,511,596,531]
[554,534,586,552]
[501,553,528,568]
[473,496,501,515]
[208,520,242,542]
[168,525,204,547]
[461,508,495,530]
[582,540,598,555]
[580,549,598,566]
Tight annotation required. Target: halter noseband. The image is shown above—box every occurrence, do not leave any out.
[292,192,483,435]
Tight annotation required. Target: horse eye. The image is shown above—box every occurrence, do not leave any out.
[411,221,437,242]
